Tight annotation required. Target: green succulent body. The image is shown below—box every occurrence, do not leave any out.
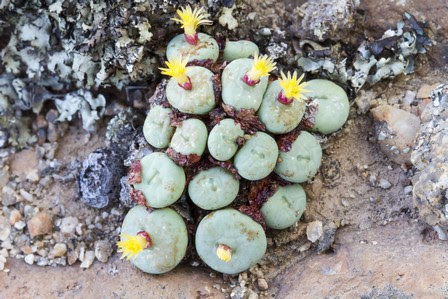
[207,118,244,161]
[143,105,174,148]
[261,184,306,229]
[221,58,268,111]
[170,118,208,156]
[120,206,188,274]
[234,132,278,180]
[258,80,306,134]
[133,152,186,208]
[195,208,267,274]
[166,33,219,62]
[306,79,350,134]
[188,167,239,210]
[166,66,216,114]
[275,131,322,183]
[223,40,259,61]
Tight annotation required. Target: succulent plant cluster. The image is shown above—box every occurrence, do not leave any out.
[118,6,350,275]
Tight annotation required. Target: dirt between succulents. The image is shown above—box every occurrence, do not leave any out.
[2,70,448,298]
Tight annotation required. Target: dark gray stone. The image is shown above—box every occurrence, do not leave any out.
[79,148,124,208]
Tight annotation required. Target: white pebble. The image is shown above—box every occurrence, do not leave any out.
[80,251,95,269]
[24,254,35,265]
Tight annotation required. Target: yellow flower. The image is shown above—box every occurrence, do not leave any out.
[117,233,149,260]
[246,54,276,83]
[171,5,212,37]
[159,56,190,86]
[278,71,308,102]
[216,244,232,262]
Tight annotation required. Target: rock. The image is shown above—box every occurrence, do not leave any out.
[0,166,9,189]
[306,221,323,243]
[230,286,248,299]
[20,246,33,255]
[411,85,448,233]
[67,248,79,265]
[379,178,392,189]
[371,105,421,164]
[10,149,38,180]
[404,185,413,195]
[416,83,440,99]
[80,250,95,268]
[297,0,359,41]
[24,254,35,265]
[0,255,6,271]
[402,91,416,110]
[316,222,337,253]
[27,212,53,238]
[14,221,26,230]
[219,5,238,30]
[9,209,22,225]
[0,216,11,241]
[257,278,269,291]
[59,216,79,235]
[0,129,9,148]
[26,169,40,182]
[51,243,67,257]
[119,176,133,207]
[355,90,376,114]
[19,189,33,202]
[1,186,19,206]
[94,240,112,263]
[247,289,259,299]
[79,148,124,208]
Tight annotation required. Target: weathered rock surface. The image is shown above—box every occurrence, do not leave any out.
[411,84,448,233]
[79,148,124,208]
[371,105,420,164]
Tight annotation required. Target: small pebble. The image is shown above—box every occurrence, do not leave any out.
[80,250,95,268]
[306,221,323,243]
[259,28,271,36]
[60,216,79,235]
[257,278,269,291]
[24,254,35,265]
[9,210,22,225]
[27,212,53,238]
[0,216,11,241]
[19,189,33,202]
[14,221,26,230]
[51,243,67,257]
[404,185,413,195]
[94,240,112,263]
[379,178,392,189]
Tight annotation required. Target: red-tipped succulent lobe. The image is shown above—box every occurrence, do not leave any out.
[178,76,193,90]
[137,231,153,249]
[185,33,199,45]
[242,73,260,86]
[277,91,294,105]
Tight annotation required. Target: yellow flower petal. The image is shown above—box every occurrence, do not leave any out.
[279,71,308,102]
[216,244,232,262]
[247,53,277,82]
[171,5,212,36]
[117,233,148,261]
[159,56,190,85]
